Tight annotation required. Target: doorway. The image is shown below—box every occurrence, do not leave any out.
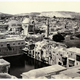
[62,57,67,67]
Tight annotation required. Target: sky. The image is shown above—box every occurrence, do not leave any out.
[0,0,80,14]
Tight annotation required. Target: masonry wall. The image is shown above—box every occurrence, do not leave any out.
[0,40,25,57]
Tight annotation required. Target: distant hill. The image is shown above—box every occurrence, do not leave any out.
[30,12,40,16]
[17,11,80,19]
[0,12,13,16]
[15,12,40,17]
[1,11,80,19]
[39,11,80,19]
[0,12,13,19]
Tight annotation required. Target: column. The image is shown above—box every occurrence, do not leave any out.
[39,51,41,61]
[34,50,35,58]
[31,50,33,57]
[67,58,69,68]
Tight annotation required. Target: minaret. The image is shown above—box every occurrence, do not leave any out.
[47,18,49,38]
[28,17,35,34]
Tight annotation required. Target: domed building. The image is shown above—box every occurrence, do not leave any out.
[6,20,23,35]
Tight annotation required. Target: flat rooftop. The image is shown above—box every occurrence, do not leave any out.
[21,64,66,78]
[0,38,24,42]
[0,73,17,79]
[0,59,10,66]
[67,47,80,54]
[60,66,80,78]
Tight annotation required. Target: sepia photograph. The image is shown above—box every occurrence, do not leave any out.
[0,0,80,79]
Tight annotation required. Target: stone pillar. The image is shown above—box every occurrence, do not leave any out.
[34,50,35,58]
[29,50,31,55]
[39,51,41,61]
[35,52,37,59]
[6,65,10,73]
[31,50,33,57]
[67,58,69,68]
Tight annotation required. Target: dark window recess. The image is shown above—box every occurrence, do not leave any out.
[13,43,15,45]
[13,48,14,50]
[12,24,16,26]
[60,54,62,56]
[1,45,3,47]
[1,37,4,39]
[7,44,12,50]
[77,71,80,74]
[20,47,22,49]
[17,24,22,26]
[58,62,62,65]
[33,51,34,55]
[69,60,75,67]
[62,57,67,66]
[10,28,12,31]
[76,55,80,61]
[5,25,9,30]
[18,43,20,45]
[41,50,43,55]
[28,25,34,33]
[21,43,23,44]
[29,44,35,50]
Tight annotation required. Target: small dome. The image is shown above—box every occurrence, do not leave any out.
[22,18,30,24]
[7,20,21,25]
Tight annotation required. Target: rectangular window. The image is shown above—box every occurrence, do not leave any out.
[76,55,80,61]
[69,60,75,67]
[17,24,22,26]
[13,43,15,45]
[77,72,80,74]
[1,45,3,47]
[18,43,20,45]
[20,47,22,49]
[13,48,14,50]
[21,42,23,44]
[0,49,1,52]
[7,44,12,50]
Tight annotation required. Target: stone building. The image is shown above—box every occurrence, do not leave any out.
[58,65,80,79]
[21,64,66,79]
[0,59,10,73]
[0,38,25,57]
[0,24,9,33]
[0,73,17,79]
[6,20,23,35]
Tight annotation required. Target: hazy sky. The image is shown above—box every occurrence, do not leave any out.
[0,1,80,14]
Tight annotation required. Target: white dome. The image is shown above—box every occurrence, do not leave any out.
[22,18,30,24]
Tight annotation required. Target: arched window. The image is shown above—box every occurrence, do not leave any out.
[1,44,3,47]
[58,62,62,65]
[7,44,12,50]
